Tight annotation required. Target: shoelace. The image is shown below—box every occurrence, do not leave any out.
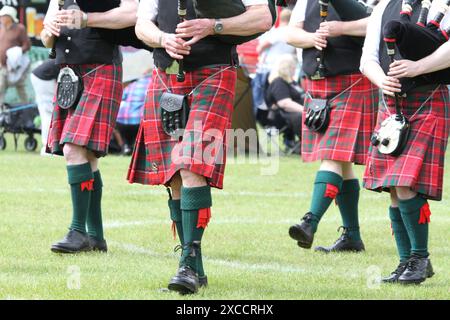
[173,245,183,253]
[335,226,350,242]
[302,213,314,223]
[392,263,407,275]
[406,258,420,272]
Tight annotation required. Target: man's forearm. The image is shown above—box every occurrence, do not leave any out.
[135,19,163,48]
[362,60,385,88]
[221,5,272,36]
[286,25,315,49]
[87,0,137,29]
[340,17,368,37]
[415,41,450,75]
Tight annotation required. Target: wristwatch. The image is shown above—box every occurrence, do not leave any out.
[213,19,224,34]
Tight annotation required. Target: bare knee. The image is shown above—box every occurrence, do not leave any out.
[395,186,417,201]
[63,144,88,165]
[390,188,399,207]
[320,160,344,176]
[87,151,99,171]
[180,169,207,188]
[169,174,182,199]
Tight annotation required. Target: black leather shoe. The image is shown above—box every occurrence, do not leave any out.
[199,275,208,288]
[51,230,91,254]
[314,227,365,253]
[398,256,434,285]
[168,266,200,294]
[289,212,315,249]
[382,261,408,283]
[88,236,108,252]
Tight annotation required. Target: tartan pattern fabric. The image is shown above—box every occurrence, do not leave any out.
[47,64,123,157]
[301,73,378,165]
[117,75,151,125]
[127,66,237,189]
[363,85,450,201]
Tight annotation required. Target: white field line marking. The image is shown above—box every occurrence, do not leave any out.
[104,216,450,229]
[110,241,332,275]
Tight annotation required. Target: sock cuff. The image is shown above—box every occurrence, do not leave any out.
[398,195,427,214]
[93,170,103,189]
[389,206,402,221]
[169,199,182,222]
[67,163,93,185]
[340,179,361,193]
[181,185,212,210]
[315,171,343,188]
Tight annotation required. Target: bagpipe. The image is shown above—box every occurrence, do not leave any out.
[49,0,64,59]
[383,0,450,91]
[75,0,150,50]
[191,0,281,45]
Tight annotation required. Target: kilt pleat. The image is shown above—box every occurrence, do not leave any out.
[127,66,237,189]
[363,85,450,201]
[301,73,379,165]
[47,64,123,158]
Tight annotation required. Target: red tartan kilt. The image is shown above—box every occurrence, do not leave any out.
[363,85,450,201]
[47,64,123,157]
[127,66,237,189]
[301,73,378,164]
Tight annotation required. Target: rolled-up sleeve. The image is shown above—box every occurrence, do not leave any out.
[360,0,389,73]
[137,0,159,22]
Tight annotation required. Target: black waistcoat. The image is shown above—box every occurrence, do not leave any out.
[302,0,363,77]
[379,0,422,91]
[55,0,116,65]
[153,0,237,71]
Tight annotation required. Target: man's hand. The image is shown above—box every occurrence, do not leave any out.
[388,59,423,79]
[43,14,60,37]
[313,31,327,51]
[318,21,344,38]
[56,9,84,29]
[175,18,215,47]
[162,33,191,60]
[381,75,402,96]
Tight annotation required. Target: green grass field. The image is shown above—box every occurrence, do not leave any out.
[0,136,449,300]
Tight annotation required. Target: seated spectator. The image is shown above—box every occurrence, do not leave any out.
[115,74,151,155]
[265,54,304,150]
[0,6,31,107]
[252,8,296,115]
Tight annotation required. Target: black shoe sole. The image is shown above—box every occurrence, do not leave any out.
[51,245,91,254]
[398,278,426,285]
[289,225,313,249]
[314,246,365,253]
[168,281,198,295]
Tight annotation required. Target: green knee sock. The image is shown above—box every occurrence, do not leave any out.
[336,179,361,241]
[67,163,93,234]
[180,185,212,278]
[398,195,430,258]
[87,170,104,240]
[389,206,411,263]
[169,197,184,245]
[309,171,343,233]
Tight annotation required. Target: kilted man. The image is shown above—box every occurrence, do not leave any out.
[41,0,138,253]
[287,0,378,252]
[361,0,450,285]
[128,0,272,294]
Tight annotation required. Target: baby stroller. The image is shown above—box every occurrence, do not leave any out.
[0,103,41,152]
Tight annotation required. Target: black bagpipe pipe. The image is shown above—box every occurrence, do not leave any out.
[383,0,450,91]
[191,0,280,45]
[177,0,187,83]
[75,0,150,50]
[49,0,65,59]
